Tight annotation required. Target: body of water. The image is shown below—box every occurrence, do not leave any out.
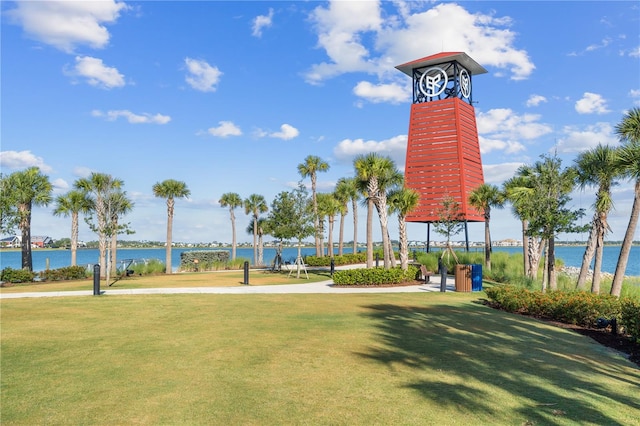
[0,245,638,276]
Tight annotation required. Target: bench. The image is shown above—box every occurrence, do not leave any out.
[419,265,433,283]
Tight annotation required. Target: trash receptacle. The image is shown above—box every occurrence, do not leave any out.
[471,264,483,292]
[454,264,472,292]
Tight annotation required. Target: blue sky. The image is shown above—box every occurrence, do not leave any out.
[1,0,639,245]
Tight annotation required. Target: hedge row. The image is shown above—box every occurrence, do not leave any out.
[333,265,419,286]
[305,253,367,266]
[485,285,640,343]
[1,265,90,284]
[180,250,230,271]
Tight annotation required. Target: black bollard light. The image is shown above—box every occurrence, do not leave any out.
[375,253,379,268]
[440,262,447,292]
[93,264,101,296]
[330,258,335,276]
[243,261,249,285]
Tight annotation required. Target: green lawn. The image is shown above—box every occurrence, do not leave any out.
[2,292,639,425]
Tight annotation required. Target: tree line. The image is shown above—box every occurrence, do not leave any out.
[1,108,638,294]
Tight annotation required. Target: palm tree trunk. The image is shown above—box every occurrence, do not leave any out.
[541,244,548,292]
[591,232,604,294]
[71,212,79,267]
[338,212,345,256]
[252,217,258,266]
[328,217,335,258]
[484,216,491,271]
[352,200,358,256]
[230,211,237,261]
[166,204,173,274]
[110,231,117,276]
[611,180,640,296]
[366,198,374,268]
[19,203,32,271]
[548,236,557,290]
[374,198,392,269]
[398,215,408,270]
[521,220,529,276]
[577,214,598,290]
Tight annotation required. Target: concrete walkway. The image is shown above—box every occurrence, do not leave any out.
[0,269,458,299]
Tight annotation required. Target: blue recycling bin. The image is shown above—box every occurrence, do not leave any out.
[471,264,483,292]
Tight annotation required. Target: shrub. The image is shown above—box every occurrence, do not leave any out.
[128,259,166,275]
[620,299,640,343]
[485,285,638,338]
[305,252,366,267]
[333,265,419,286]
[38,266,89,281]
[180,250,230,271]
[1,267,36,284]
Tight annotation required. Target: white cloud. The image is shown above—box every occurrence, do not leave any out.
[585,37,612,52]
[73,166,94,178]
[305,0,383,83]
[67,56,125,89]
[184,58,222,92]
[333,135,407,167]
[252,8,274,37]
[476,108,552,154]
[207,121,242,137]
[92,109,171,124]
[555,122,618,153]
[630,89,640,106]
[269,124,300,140]
[352,80,409,104]
[478,136,526,155]
[305,2,535,85]
[575,92,611,114]
[526,94,547,107]
[51,178,69,193]
[6,0,127,53]
[0,150,53,173]
[483,162,524,185]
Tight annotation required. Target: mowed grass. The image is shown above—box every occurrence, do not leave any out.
[0,269,332,293]
[2,292,639,425]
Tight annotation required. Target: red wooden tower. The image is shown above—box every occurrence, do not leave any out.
[396,52,487,249]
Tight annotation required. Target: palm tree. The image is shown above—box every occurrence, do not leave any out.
[468,184,505,271]
[333,179,350,256]
[75,173,123,279]
[297,155,330,257]
[53,190,92,266]
[4,167,52,271]
[574,145,621,293]
[335,177,359,256]
[153,179,190,274]
[522,155,580,291]
[317,192,342,258]
[244,194,268,266]
[107,190,134,281]
[503,172,544,280]
[219,192,242,260]
[611,107,640,296]
[354,153,402,269]
[246,217,267,266]
[388,186,419,270]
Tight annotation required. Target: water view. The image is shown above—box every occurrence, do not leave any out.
[0,245,638,276]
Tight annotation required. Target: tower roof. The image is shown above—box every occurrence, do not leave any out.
[395,52,487,77]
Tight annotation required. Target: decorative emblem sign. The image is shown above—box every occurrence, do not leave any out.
[459,69,471,99]
[418,67,448,98]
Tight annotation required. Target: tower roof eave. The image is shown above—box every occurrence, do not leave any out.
[395,52,488,77]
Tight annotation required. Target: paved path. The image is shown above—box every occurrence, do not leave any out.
[0,275,458,299]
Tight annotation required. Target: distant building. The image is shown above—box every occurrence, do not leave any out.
[30,236,53,248]
[0,236,20,248]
